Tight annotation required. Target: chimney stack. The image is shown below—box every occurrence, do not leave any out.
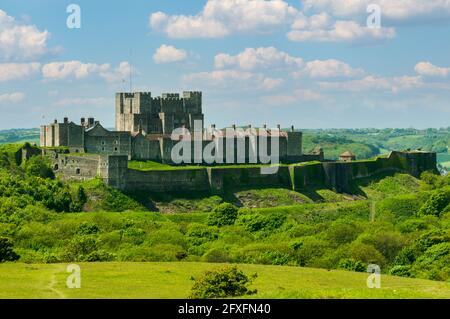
[63,117,68,124]
[81,117,86,126]
[291,125,295,132]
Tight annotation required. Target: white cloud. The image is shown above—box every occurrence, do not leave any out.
[183,70,283,91]
[266,89,323,105]
[318,75,425,93]
[42,61,110,80]
[53,97,111,107]
[415,62,450,78]
[99,61,132,83]
[153,44,187,64]
[41,61,132,83]
[0,92,25,104]
[296,59,365,78]
[301,0,450,21]
[0,63,41,81]
[288,17,395,43]
[0,10,51,61]
[214,47,303,70]
[214,47,363,79]
[150,0,298,38]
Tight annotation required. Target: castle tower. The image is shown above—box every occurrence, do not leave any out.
[115,92,152,133]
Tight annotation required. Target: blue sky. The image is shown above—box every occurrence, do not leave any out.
[1,0,450,129]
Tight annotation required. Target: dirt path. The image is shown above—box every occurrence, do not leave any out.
[47,268,66,299]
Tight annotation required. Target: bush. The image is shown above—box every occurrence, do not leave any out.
[189,266,257,299]
[207,203,238,227]
[326,219,363,245]
[237,212,286,233]
[338,258,366,272]
[186,224,219,247]
[0,237,19,262]
[23,156,54,179]
[389,265,412,277]
[62,235,98,261]
[418,189,450,217]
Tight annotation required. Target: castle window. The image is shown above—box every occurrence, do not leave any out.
[114,147,118,152]
[54,164,59,171]
[75,168,81,175]
[114,140,118,144]
[101,141,105,145]
[101,147,105,151]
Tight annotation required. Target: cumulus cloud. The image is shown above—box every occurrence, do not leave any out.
[149,0,298,38]
[215,47,303,70]
[288,13,395,43]
[99,61,133,83]
[318,75,425,93]
[214,47,363,79]
[0,92,25,104]
[183,70,283,91]
[266,89,323,105]
[0,10,51,61]
[296,59,365,78]
[42,61,110,80]
[153,44,187,64]
[53,97,111,108]
[41,61,132,83]
[301,0,450,22]
[0,63,41,81]
[415,62,450,78]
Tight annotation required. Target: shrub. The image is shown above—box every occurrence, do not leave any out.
[237,212,286,233]
[326,219,363,245]
[418,189,450,217]
[207,203,238,227]
[0,237,19,262]
[186,224,219,247]
[202,247,232,263]
[389,265,412,277]
[62,235,98,262]
[338,258,366,272]
[189,266,257,299]
[23,156,54,179]
[76,222,100,235]
[358,231,405,264]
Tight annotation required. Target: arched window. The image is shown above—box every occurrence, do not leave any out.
[75,168,81,175]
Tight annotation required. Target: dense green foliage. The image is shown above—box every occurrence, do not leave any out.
[189,266,257,298]
[0,237,19,262]
[0,143,448,283]
[208,203,239,227]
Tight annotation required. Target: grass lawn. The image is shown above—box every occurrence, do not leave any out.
[0,262,449,299]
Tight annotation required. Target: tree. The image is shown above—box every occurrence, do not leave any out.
[0,237,19,262]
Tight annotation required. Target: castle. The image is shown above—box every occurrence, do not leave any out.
[39,91,437,194]
[40,91,307,164]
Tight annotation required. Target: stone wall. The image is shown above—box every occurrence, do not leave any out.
[47,150,437,194]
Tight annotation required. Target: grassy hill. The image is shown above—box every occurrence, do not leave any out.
[0,129,39,145]
[0,262,449,299]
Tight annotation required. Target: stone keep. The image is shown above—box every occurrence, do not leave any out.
[40,91,304,164]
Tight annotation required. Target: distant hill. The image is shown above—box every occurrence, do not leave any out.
[0,128,40,145]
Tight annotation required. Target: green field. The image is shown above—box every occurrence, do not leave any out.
[1,262,449,299]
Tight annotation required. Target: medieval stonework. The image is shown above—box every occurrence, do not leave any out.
[40,91,306,164]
